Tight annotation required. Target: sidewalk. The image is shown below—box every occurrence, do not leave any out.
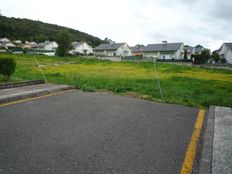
[199,106,232,174]
[0,83,73,104]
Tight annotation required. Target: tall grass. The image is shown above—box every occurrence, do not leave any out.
[0,53,232,108]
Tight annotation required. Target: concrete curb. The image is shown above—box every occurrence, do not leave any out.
[0,85,73,104]
[198,106,215,174]
[0,80,45,90]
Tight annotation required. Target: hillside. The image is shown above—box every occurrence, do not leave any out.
[0,15,104,47]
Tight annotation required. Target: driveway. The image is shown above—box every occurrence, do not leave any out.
[0,90,198,174]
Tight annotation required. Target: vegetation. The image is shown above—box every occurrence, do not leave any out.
[0,15,104,47]
[56,31,72,57]
[212,51,220,62]
[0,57,16,82]
[0,53,231,108]
[184,50,188,59]
[192,49,211,64]
[221,58,227,63]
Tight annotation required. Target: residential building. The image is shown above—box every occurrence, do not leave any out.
[13,40,22,45]
[142,41,184,60]
[0,43,6,52]
[5,42,16,48]
[34,41,58,51]
[94,43,132,57]
[184,46,195,59]
[217,43,232,64]
[194,47,203,55]
[69,42,93,55]
[131,46,145,57]
[0,37,10,44]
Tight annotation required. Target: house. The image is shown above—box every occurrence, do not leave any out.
[25,41,37,46]
[0,43,6,52]
[217,43,232,64]
[194,47,203,55]
[0,37,10,44]
[142,41,184,60]
[5,42,16,48]
[69,42,93,55]
[184,46,195,59]
[13,40,22,45]
[21,43,33,49]
[94,43,132,57]
[131,46,145,57]
[34,41,58,51]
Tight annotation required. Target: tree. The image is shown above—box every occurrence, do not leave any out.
[201,49,211,59]
[195,44,203,48]
[212,51,220,62]
[192,49,211,64]
[0,58,16,82]
[184,50,188,59]
[221,58,227,63]
[56,31,72,57]
[104,37,115,44]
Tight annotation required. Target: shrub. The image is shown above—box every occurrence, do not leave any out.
[220,58,227,64]
[212,51,220,63]
[0,57,16,82]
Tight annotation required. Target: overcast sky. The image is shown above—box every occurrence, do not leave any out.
[1,0,232,50]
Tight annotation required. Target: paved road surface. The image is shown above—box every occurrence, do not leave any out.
[0,90,198,174]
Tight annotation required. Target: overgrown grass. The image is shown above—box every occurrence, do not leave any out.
[1,53,232,108]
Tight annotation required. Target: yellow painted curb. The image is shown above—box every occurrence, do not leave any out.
[0,89,76,107]
[180,109,205,174]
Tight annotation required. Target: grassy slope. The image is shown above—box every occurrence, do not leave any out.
[0,53,232,108]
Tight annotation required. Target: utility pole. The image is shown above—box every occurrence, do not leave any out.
[153,58,164,101]
[34,56,47,83]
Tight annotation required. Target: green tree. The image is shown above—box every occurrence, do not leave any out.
[56,31,72,57]
[184,50,188,59]
[212,51,220,62]
[0,57,16,82]
[201,49,211,59]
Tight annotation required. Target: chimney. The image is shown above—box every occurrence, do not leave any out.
[162,41,168,44]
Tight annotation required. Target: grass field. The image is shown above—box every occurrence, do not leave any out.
[0,53,232,108]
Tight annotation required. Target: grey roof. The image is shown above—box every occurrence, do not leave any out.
[131,46,145,52]
[94,43,125,51]
[224,43,232,51]
[72,42,82,48]
[143,42,183,52]
[195,47,203,53]
[184,46,194,52]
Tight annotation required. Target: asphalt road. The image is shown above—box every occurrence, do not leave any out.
[0,90,198,174]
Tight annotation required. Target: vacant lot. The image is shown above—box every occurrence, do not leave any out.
[0,54,232,107]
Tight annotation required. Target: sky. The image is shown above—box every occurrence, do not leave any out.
[1,0,232,50]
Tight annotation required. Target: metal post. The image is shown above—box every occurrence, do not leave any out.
[153,58,164,101]
[34,56,47,83]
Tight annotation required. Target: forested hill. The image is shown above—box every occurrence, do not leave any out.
[0,15,104,47]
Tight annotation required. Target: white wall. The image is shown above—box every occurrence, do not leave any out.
[94,43,132,57]
[72,42,93,54]
[218,44,232,64]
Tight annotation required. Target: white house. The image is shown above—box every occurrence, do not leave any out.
[69,42,93,55]
[35,41,58,51]
[184,46,195,59]
[5,42,16,48]
[94,43,132,57]
[13,40,22,44]
[0,38,10,44]
[142,41,184,60]
[217,43,232,64]
[0,43,6,52]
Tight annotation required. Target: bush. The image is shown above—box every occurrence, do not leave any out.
[0,57,16,82]
[212,52,220,62]
[220,58,227,63]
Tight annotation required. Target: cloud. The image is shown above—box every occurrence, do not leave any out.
[1,0,232,50]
